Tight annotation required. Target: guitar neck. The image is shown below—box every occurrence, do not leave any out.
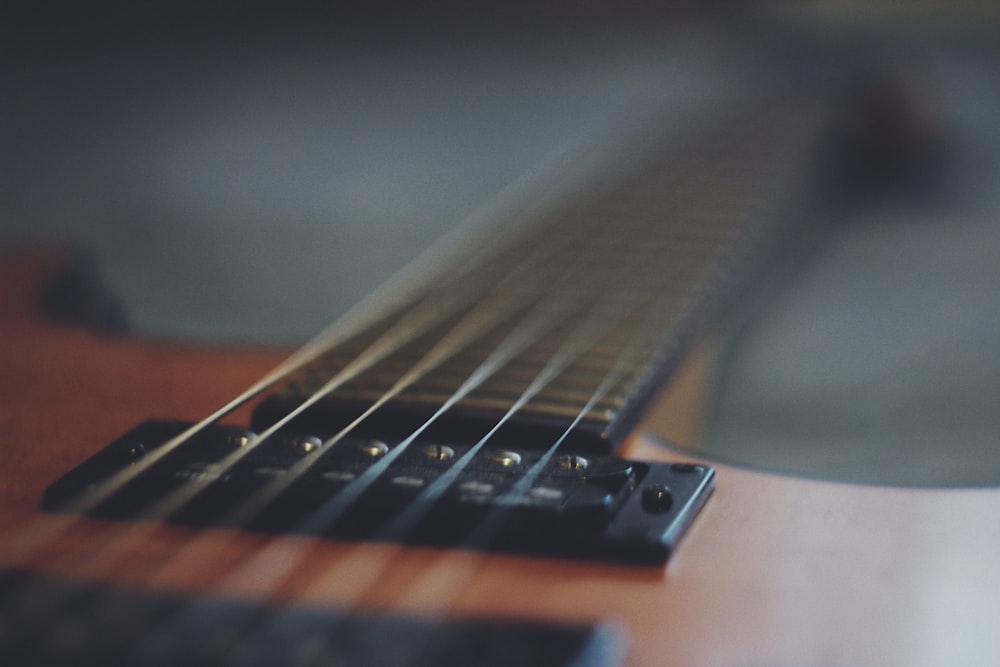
[254,95,827,452]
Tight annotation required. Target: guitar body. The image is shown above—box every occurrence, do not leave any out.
[5,250,1000,667]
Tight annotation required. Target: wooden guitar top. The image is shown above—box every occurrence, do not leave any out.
[4,251,1000,666]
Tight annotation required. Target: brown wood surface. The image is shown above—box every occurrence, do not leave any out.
[3,250,1000,667]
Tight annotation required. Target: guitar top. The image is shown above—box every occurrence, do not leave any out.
[4,46,1000,666]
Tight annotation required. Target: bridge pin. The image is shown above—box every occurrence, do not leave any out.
[487,450,522,467]
[556,454,589,472]
[298,436,323,453]
[420,444,455,462]
[358,440,390,458]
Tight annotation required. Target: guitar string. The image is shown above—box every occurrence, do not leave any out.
[275,244,672,611]
[107,102,788,660]
[210,214,691,667]
[217,290,633,599]
[282,148,819,667]
[0,254,608,664]
[94,233,576,537]
[0,93,613,649]
[381,97,830,605]
[238,165,706,623]
[120,240,659,667]
[365,224,678,548]
[95,212,614,573]
[0,173,622,662]
[0,212,611,659]
[0,335,356,566]
[312,288,686,667]
[164,194,626,574]
[108,210,634,664]
[244,102,829,665]
[3,94,824,664]
[3,94,815,571]
[0,90,626,569]
[0,186,621,665]
[1,207,583,580]
[73,264,588,585]
[0,92,764,572]
[268,346,650,667]
[0,252,475,566]
[121,103,796,640]
[245,103,817,667]
[117,160,736,664]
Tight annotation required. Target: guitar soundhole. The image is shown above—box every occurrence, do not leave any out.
[42,421,715,564]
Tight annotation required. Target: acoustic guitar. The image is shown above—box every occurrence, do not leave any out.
[2,62,999,667]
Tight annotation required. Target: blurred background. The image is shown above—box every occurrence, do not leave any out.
[3,1,999,486]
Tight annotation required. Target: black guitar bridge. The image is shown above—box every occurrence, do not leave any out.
[43,421,713,564]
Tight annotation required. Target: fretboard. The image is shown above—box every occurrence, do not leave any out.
[254,95,825,452]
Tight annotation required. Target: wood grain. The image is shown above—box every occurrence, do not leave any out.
[3,250,1000,667]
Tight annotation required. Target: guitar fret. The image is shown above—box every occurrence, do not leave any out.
[308,372,630,410]
[295,386,619,425]
[338,369,635,398]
